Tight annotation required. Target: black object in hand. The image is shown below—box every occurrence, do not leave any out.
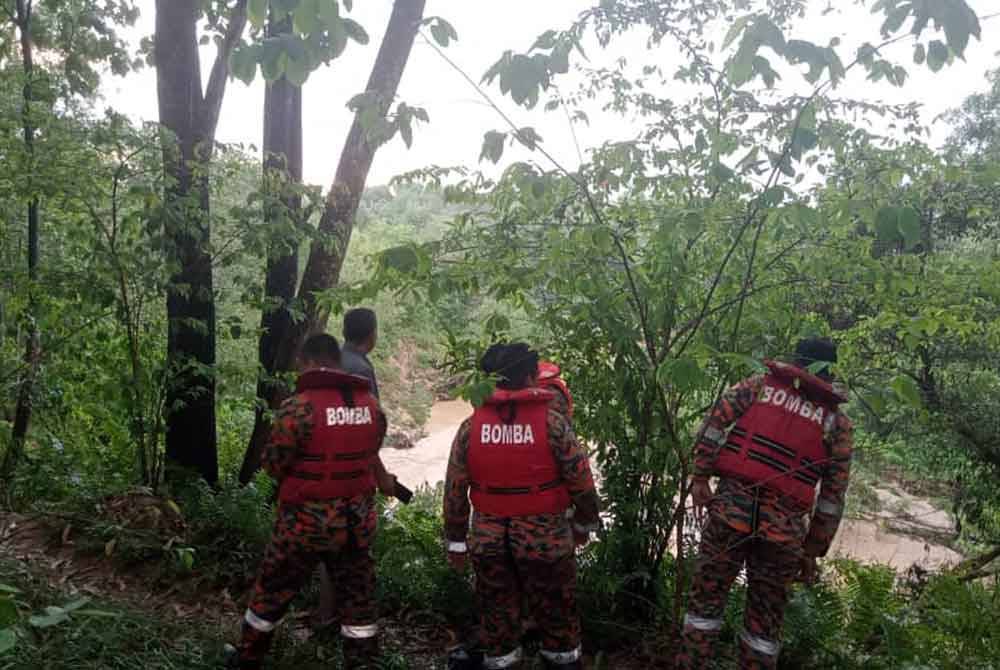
[394,481,414,504]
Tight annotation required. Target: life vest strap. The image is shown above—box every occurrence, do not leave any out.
[296,449,378,463]
[289,469,368,481]
[469,479,563,495]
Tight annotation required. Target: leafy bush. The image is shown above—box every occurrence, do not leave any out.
[373,486,474,625]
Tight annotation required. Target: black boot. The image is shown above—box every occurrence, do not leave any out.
[543,661,582,670]
[448,645,485,670]
[342,636,380,669]
[222,643,262,670]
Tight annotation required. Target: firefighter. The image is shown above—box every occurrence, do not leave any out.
[444,343,601,670]
[678,337,854,670]
[311,307,408,629]
[226,334,387,669]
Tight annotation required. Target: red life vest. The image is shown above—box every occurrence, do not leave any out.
[538,361,574,418]
[278,368,382,506]
[467,387,571,516]
[714,361,846,508]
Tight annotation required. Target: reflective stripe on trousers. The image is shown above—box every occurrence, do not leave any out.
[244,609,279,633]
[540,645,582,664]
[341,623,379,639]
[684,612,724,632]
[484,646,523,669]
[741,629,781,657]
[816,498,842,516]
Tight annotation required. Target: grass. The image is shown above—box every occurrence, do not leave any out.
[0,555,428,670]
[0,558,223,670]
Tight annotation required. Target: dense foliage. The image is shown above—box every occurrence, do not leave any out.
[2,0,1000,668]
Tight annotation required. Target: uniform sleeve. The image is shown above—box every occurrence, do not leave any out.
[443,419,473,547]
[693,375,764,477]
[373,405,391,482]
[262,395,313,481]
[804,411,853,557]
[548,410,602,531]
[546,385,571,418]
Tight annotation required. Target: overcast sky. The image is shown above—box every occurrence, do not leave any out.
[103,0,999,189]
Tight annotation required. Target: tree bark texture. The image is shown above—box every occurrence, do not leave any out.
[242,12,304,485]
[238,0,426,483]
[154,0,247,485]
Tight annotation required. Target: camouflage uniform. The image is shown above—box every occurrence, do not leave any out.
[444,410,601,669]
[678,375,853,670]
[237,389,386,670]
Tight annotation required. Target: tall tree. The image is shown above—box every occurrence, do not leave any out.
[239,0,428,482]
[250,8,304,480]
[1,0,137,489]
[154,0,248,484]
[1,0,40,489]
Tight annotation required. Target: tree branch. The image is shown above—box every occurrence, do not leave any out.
[202,0,248,136]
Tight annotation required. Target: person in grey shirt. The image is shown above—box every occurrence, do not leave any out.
[315,307,397,629]
[341,308,380,399]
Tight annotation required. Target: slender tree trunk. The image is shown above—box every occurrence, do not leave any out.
[239,0,426,482]
[242,12,304,484]
[154,0,247,485]
[2,1,40,488]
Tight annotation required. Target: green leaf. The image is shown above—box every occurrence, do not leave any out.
[428,18,458,48]
[0,586,21,595]
[514,127,542,150]
[657,357,707,393]
[726,56,754,87]
[711,161,735,182]
[464,378,497,408]
[799,103,817,130]
[285,54,310,86]
[248,0,268,28]
[926,40,949,72]
[725,354,769,375]
[318,0,339,26]
[342,18,369,45]
[293,0,322,34]
[897,206,921,249]
[875,206,901,242]
[891,375,923,408]
[378,246,420,273]
[480,130,506,164]
[723,15,751,50]
[229,45,258,85]
[807,360,832,377]
[881,6,909,36]
[0,598,16,627]
[29,608,69,629]
[62,598,91,613]
[531,30,557,50]
[260,38,288,81]
[791,127,818,154]
[942,3,975,55]
[399,117,413,148]
[73,610,122,618]
[0,629,15,655]
[861,391,887,415]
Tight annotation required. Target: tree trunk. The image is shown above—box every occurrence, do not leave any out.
[238,0,426,483]
[241,12,304,485]
[2,1,40,489]
[154,0,247,485]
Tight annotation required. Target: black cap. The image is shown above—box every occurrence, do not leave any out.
[794,337,837,379]
[480,342,540,389]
